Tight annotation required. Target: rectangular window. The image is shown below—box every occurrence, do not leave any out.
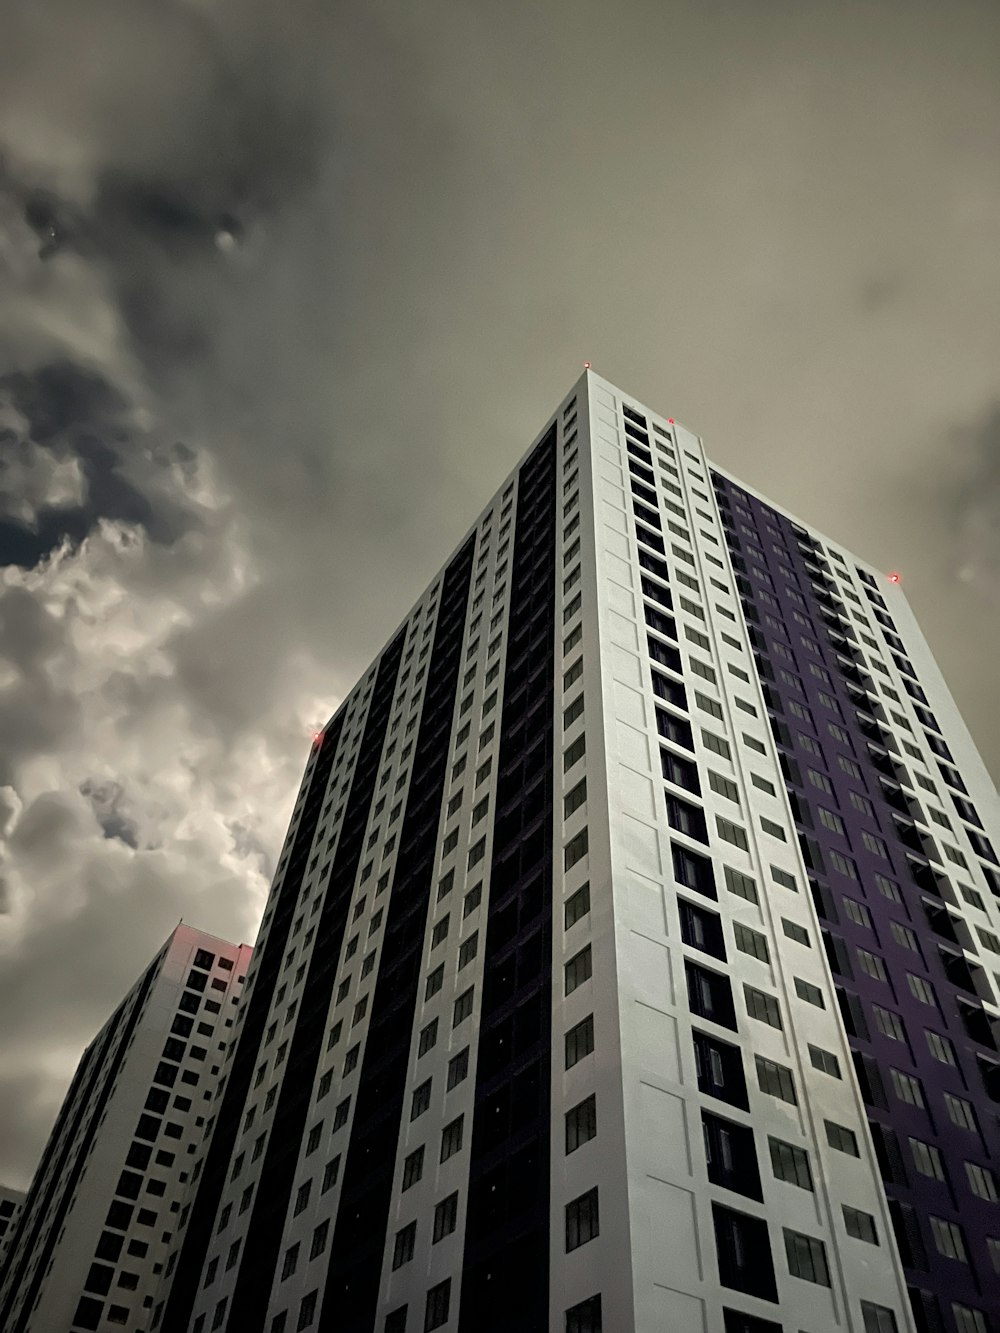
[447,1047,469,1090]
[769,1138,813,1191]
[453,987,474,1026]
[843,1206,879,1245]
[794,978,824,1008]
[717,817,749,851]
[565,883,591,929]
[825,1120,859,1156]
[432,1191,459,1243]
[724,866,758,903]
[565,1015,595,1068]
[808,1044,841,1078]
[890,1068,925,1108]
[401,1146,424,1190]
[564,778,587,818]
[565,945,593,995]
[782,919,809,946]
[392,1222,416,1269]
[565,1094,598,1154]
[565,829,589,870]
[745,986,782,1029]
[440,1116,463,1162]
[565,1188,600,1251]
[929,1216,967,1262]
[784,1229,830,1285]
[734,923,769,963]
[909,1137,945,1180]
[411,1080,432,1120]
[756,1056,797,1105]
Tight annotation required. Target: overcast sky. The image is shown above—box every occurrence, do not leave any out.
[0,0,998,1188]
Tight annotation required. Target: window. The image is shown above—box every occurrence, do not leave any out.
[566,1015,595,1068]
[565,945,593,995]
[392,1222,416,1269]
[769,1137,813,1190]
[890,1068,925,1108]
[925,1030,956,1065]
[463,883,482,917]
[306,1122,323,1156]
[411,1080,431,1120]
[453,987,474,1026]
[766,869,797,900]
[824,1120,859,1156]
[808,1045,840,1078]
[564,734,586,770]
[908,973,937,1007]
[447,1047,469,1090]
[310,1220,329,1259]
[432,1191,459,1242]
[565,883,591,929]
[425,965,444,1000]
[782,919,809,945]
[945,1092,978,1132]
[871,1005,905,1041]
[794,978,824,1007]
[702,730,732,760]
[565,829,589,870]
[321,1156,340,1192]
[418,1020,439,1057]
[890,920,918,951]
[965,1162,998,1201]
[565,1188,600,1251]
[566,1094,597,1153]
[857,949,887,982]
[717,818,749,851]
[843,1206,878,1244]
[909,1137,945,1180]
[756,1057,796,1104]
[402,1146,424,1190]
[281,1243,300,1280]
[709,771,740,803]
[424,1279,451,1331]
[565,1294,603,1333]
[293,1181,311,1216]
[784,1229,830,1285]
[724,866,758,903]
[458,933,478,969]
[952,1307,988,1333]
[843,898,872,929]
[929,1216,967,1262]
[712,1204,778,1301]
[745,986,782,1029]
[734,923,769,963]
[440,1116,463,1162]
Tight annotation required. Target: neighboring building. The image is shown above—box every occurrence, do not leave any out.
[0,925,251,1333]
[157,369,999,1333]
[0,1185,26,1271]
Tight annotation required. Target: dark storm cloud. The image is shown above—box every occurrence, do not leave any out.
[2,0,1000,1192]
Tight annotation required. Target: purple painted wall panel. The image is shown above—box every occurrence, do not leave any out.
[713,471,999,1333]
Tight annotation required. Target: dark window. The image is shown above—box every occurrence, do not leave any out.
[566,1095,597,1154]
[565,1294,603,1333]
[686,961,737,1029]
[424,1279,451,1331]
[566,1015,595,1068]
[693,1030,748,1109]
[679,899,726,960]
[703,1112,762,1199]
[769,1138,813,1191]
[712,1203,778,1302]
[565,1188,600,1251]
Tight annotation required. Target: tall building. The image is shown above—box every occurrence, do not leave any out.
[160,370,999,1333]
[0,924,251,1333]
[0,1186,26,1271]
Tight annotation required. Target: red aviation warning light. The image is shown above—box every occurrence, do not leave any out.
[887,573,901,585]
[583,361,591,369]
[311,729,325,748]
[667,418,675,424]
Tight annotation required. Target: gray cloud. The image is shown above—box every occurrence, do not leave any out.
[2,0,1000,1190]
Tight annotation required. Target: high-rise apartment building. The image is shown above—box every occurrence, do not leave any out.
[159,370,999,1333]
[0,924,251,1333]
[0,1186,26,1271]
